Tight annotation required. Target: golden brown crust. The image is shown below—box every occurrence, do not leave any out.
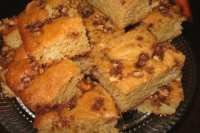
[142,5,185,42]
[17,0,89,64]
[137,79,184,115]
[34,84,119,132]
[87,0,153,28]
[90,26,185,111]
[20,16,85,54]
[19,59,81,111]
[5,47,37,93]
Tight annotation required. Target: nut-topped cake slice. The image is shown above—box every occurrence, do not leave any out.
[87,0,156,28]
[18,59,82,112]
[79,1,124,45]
[17,0,90,64]
[5,46,38,94]
[90,26,185,112]
[137,78,184,115]
[34,83,119,133]
[142,4,185,42]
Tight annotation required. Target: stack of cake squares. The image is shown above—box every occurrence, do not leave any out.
[0,0,186,132]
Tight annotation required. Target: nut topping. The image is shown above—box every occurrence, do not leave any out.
[110,60,123,79]
[132,70,144,78]
[152,43,165,60]
[79,5,94,18]
[91,97,104,111]
[135,53,150,68]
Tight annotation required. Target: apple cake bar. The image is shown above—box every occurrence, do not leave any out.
[137,78,184,115]
[17,0,90,64]
[87,0,156,28]
[142,5,185,42]
[34,84,119,133]
[17,59,82,112]
[90,26,185,112]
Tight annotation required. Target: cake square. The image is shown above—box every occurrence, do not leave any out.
[19,59,82,112]
[79,2,124,45]
[17,0,90,64]
[137,78,184,115]
[34,83,119,133]
[5,47,38,94]
[87,0,153,28]
[90,26,185,112]
[142,5,185,42]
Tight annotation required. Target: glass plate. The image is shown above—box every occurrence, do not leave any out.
[0,36,197,133]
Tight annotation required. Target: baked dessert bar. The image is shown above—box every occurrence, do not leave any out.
[87,0,156,28]
[91,26,185,112]
[19,59,82,112]
[79,1,123,45]
[5,47,38,94]
[17,0,90,64]
[137,78,184,115]
[142,5,185,42]
[34,83,119,133]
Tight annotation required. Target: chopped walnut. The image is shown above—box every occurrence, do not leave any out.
[158,86,171,97]
[135,53,150,68]
[55,5,69,17]
[150,85,171,106]
[60,115,74,128]
[158,0,172,16]
[91,97,104,111]
[66,96,77,110]
[132,70,144,78]
[110,60,123,79]
[152,43,165,60]
[92,14,114,33]
[78,4,94,18]
[26,21,44,32]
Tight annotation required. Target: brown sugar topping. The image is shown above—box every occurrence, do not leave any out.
[135,53,150,68]
[91,97,104,111]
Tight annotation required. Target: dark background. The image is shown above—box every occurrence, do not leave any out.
[0,0,199,133]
